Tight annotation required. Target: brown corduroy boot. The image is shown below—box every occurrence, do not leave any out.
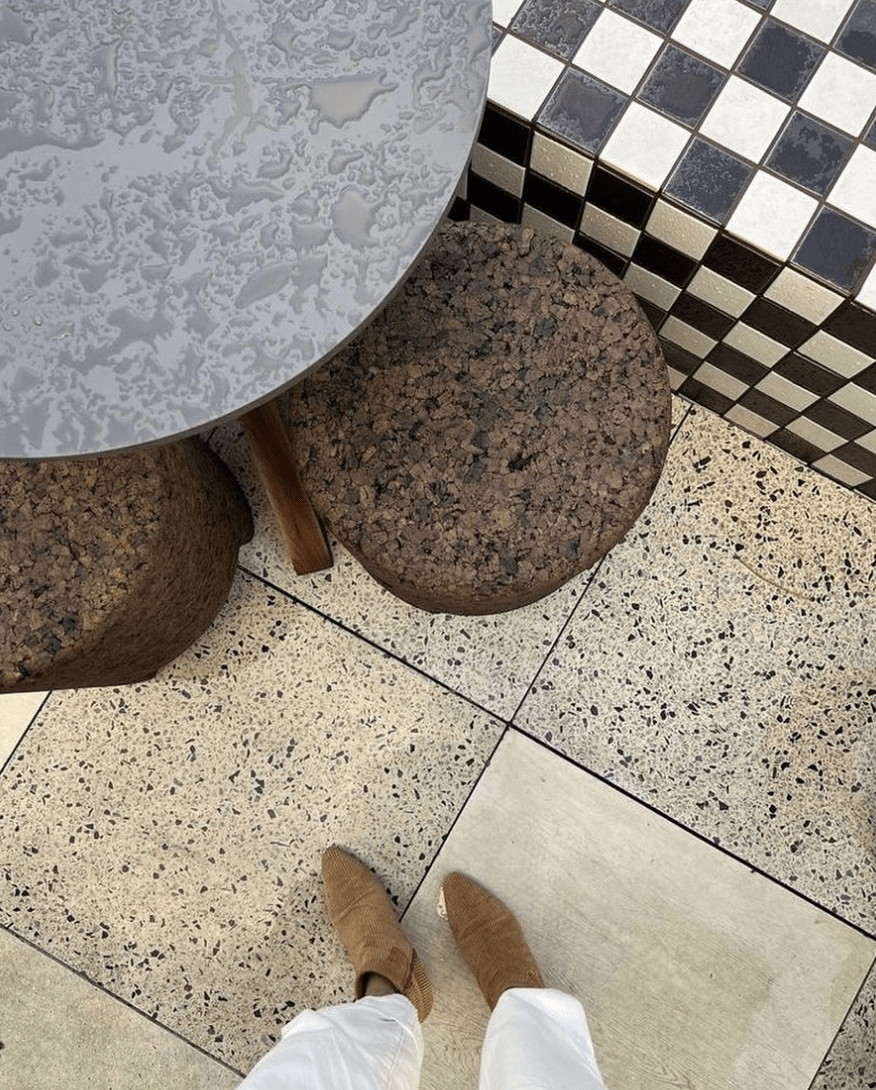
[322,846,433,1021]
[443,872,544,1009]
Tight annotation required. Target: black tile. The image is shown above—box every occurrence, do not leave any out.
[664,139,752,224]
[448,196,469,221]
[855,362,876,393]
[857,478,876,498]
[573,235,629,277]
[707,343,770,385]
[805,399,873,440]
[678,376,734,414]
[765,113,852,196]
[511,0,602,60]
[832,442,876,476]
[638,45,726,127]
[523,174,584,226]
[837,0,876,74]
[740,298,819,348]
[793,209,876,293]
[468,174,522,222]
[587,166,656,228]
[773,354,846,397]
[478,105,531,164]
[632,235,698,285]
[660,339,701,375]
[607,0,687,33]
[865,116,876,151]
[702,236,781,292]
[737,388,798,427]
[738,20,825,102]
[671,294,737,339]
[769,427,823,462]
[537,69,627,156]
[637,298,668,331]
[822,301,876,357]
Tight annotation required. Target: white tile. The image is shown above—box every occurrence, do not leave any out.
[799,331,874,378]
[573,10,663,94]
[727,172,818,260]
[812,454,872,486]
[602,103,690,189]
[724,322,789,366]
[798,52,876,136]
[688,267,755,317]
[530,132,593,195]
[764,268,844,325]
[470,145,525,197]
[624,264,682,310]
[469,204,502,225]
[830,383,876,425]
[770,0,856,42]
[646,200,718,260]
[828,145,876,227]
[521,204,575,242]
[725,404,779,437]
[581,204,640,257]
[662,317,718,358]
[787,415,846,452]
[492,0,525,29]
[858,429,876,455]
[692,361,748,399]
[700,77,790,163]
[489,36,564,120]
[667,365,688,391]
[0,691,48,766]
[671,0,762,67]
[858,263,876,315]
[755,372,820,411]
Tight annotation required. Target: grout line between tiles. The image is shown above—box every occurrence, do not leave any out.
[0,691,53,779]
[0,922,247,1080]
[505,724,876,945]
[805,952,876,1090]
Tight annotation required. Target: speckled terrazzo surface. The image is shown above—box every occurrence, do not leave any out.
[0,0,489,456]
[1,397,875,1088]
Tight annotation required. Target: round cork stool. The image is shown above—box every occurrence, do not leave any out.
[0,438,253,693]
[286,222,671,614]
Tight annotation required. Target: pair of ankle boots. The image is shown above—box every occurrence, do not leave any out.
[323,846,544,1022]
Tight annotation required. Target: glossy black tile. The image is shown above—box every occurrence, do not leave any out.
[834,441,876,476]
[573,235,629,276]
[537,70,627,155]
[707,342,771,384]
[770,426,825,462]
[740,298,819,348]
[822,301,876,356]
[468,173,522,222]
[677,376,734,414]
[478,105,531,164]
[607,0,687,33]
[852,361,876,393]
[836,0,876,74]
[805,399,873,440]
[664,138,752,223]
[793,209,876,292]
[587,166,656,227]
[632,235,699,285]
[765,112,852,196]
[858,478,876,498]
[738,20,825,102]
[511,0,602,60]
[670,294,737,339]
[737,388,798,426]
[523,174,584,226]
[636,297,668,330]
[638,45,726,126]
[661,340,702,376]
[702,236,781,292]
[773,354,847,397]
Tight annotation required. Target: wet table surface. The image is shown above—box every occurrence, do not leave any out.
[0,0,490,458]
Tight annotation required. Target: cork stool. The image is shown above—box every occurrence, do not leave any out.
[0,438,253,693]
[286,222,671,615]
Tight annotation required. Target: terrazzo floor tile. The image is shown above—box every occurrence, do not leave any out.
[207,396,690,721]
[0,692,48,769]
[0,570,504,1075]
[810,963,876,1090]
[0,926,240,1090]
[402,730,875,1090]
[515,405,876,931]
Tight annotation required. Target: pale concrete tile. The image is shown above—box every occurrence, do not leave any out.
[405,731,875,1090]
[0,928,240,1090]
[0,692,49,766]
[0,571,504,1075]
[516,406,876,932]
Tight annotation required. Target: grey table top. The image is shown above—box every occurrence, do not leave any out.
[0,0,490,458]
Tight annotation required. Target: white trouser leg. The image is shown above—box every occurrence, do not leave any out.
[237,994,423,1090]
[479,988,609,1090]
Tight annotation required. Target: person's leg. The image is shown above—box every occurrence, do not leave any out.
[443,873,609,1090]
[236,848,432,1089]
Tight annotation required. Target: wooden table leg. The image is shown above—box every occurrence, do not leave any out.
[240,401,333,575]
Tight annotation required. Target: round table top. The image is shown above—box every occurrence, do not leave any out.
[0,0,490,458]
